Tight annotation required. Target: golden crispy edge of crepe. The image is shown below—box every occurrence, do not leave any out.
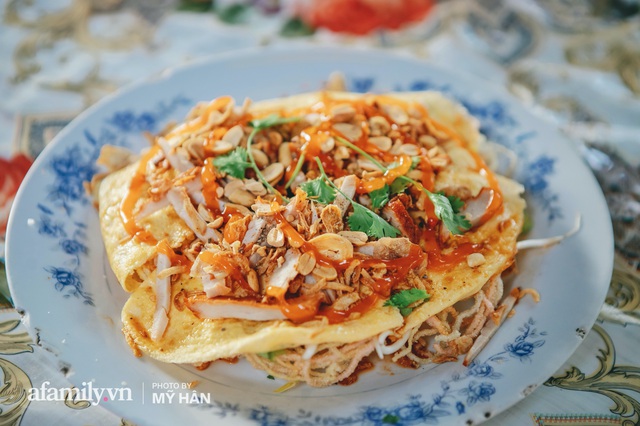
[122,281,404,363]
[99,164,194,292]
[98,91,524,362]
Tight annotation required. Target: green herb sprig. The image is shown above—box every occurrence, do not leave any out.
[299,174,336,204]
[212,147,251,179]
[213,114,301,202]
[302,158,400,239]
[335,137,471,235]
[285,152,306,189]
[383,288,431,316]
[369,184,390,209]
[348,203,399,238]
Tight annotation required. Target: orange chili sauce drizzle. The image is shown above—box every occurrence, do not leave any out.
[273,210,432,323]
[320,294,380,325]
[420,157,435,193]
[358,245,427,297]
[272,210,380,324]
[468,151,504,226]
[272,211,344,269]
[357,154,413,194]
[419,107,505,226]
[420,224,482,273]
[278,293,324,324]
[201,158,245,237]
[202,127,229,157]
[119,146,160,244]
[297,126,345,178]
[292,96,416,186]
[199,251,254,294]
[200,159,220,211]
[156,239,192,269]
[286,96,425,196]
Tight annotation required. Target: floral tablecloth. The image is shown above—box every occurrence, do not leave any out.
[1,0,639,425]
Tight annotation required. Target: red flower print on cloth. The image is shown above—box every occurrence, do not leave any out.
[0,154,32,237]
[294,0,434,35]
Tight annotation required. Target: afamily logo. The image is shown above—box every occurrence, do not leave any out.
[27,381,133,406]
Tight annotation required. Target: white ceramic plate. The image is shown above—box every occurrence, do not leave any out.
[6,46,613,426]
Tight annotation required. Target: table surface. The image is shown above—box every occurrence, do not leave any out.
[0,1,639,425]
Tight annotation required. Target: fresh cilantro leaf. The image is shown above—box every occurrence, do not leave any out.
[347,204,374,234]
[399,307,413,317]
[249,114,301,130]
[267,375,275,380]
[212,147,251,179]
[383,289,430,316]
[444,193,464,213]
[300,178,336,204]
[390,178,411,195]
[348,204,400,238]
[310,157,399,239]
[336,135,470,235]
[369,185,390,209]
[369,211,399,238]
[428,192,471,235]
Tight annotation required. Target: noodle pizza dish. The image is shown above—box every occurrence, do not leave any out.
[92,90,526,387]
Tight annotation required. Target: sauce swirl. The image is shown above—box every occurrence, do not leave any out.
[320,294,380,325]
[201,158,245,229]
[420,226,482,272]
[120,146,160,244]
[199,251,253,293]
[155,239,192,268]
[359,245,427,296]
[358,154,413,193]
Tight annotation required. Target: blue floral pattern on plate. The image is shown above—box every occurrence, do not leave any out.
[38,95,191,305]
